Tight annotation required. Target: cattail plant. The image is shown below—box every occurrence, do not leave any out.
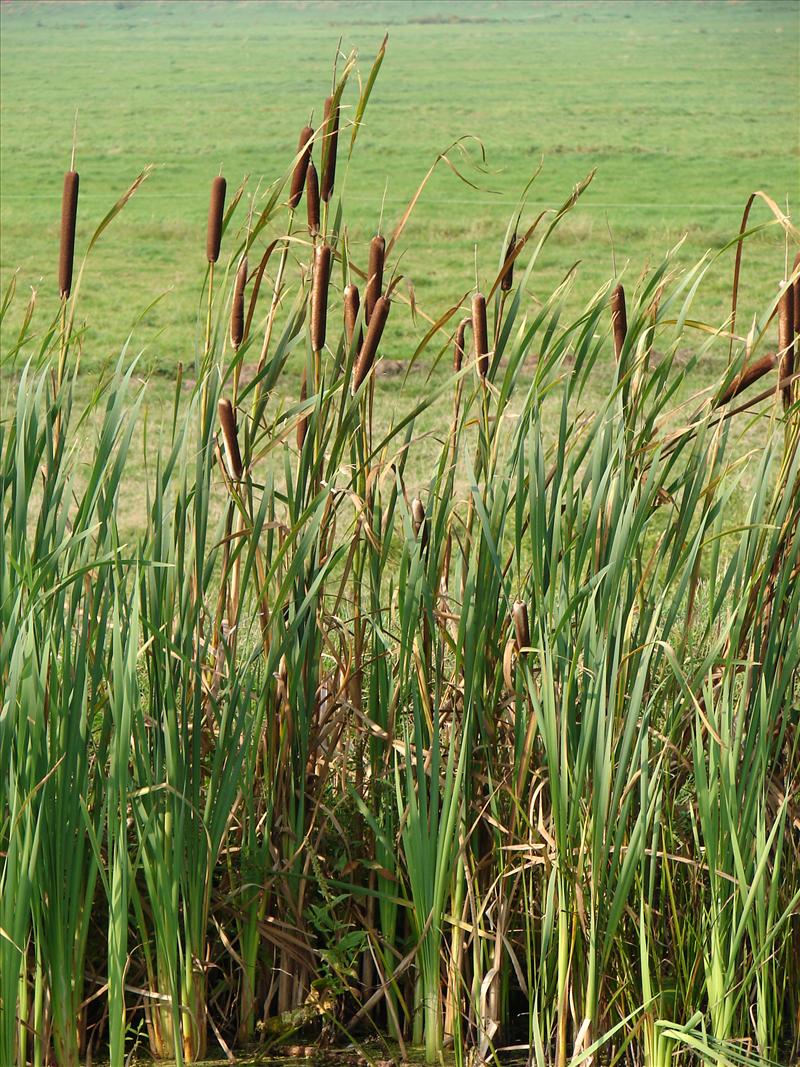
[611,283,627,362]
[472,292,489,379]
[230,256,247,350]
[344,282,363,352]
[778,282,794,410]
[289,125,314,209]
[715,352,778,407]
[311,243,332,352]
[306,161,320,235]
[320,95,339,202]
[454,316,471,372]
[411,497,428,552]
[500,232,517,292]
[58,170,79,298]
[218,398,243,480]
[206,176,226,263]
[512,599,530,653]
[366,234,385,322]
[352,294,390,392]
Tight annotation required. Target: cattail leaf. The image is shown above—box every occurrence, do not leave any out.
[86,166,154,256]
[349,33,388,158]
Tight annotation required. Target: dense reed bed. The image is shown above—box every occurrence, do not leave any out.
[1,49,799,1067]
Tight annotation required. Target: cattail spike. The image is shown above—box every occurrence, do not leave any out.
[611,284,627,363]
[366,234,385,324]
[320,95,339,203]
[58,171,79,298]
[230,256,247,349]
[793,251,800,348]
[289,125,314,209]
[411,497,428,552]
[218,398,243,480]
[512,600,530,653]
[778,282,794,411]
[306,162,320,236]
[454,316,471,372]
[352,295,390,393]
[311,244,332,352]
[206,176,226,263]
[344,283,362,350]
[715,353,777,408]
[500,232,517,292]
[472,293,489,379]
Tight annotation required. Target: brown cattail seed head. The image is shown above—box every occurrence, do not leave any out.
[793,252,800,347]
[311,244,332,352]
[344,284,362,350]
[306,162,320,236]
[366,234,385,324]
[611,284,627,363]
[716,353,777,407]
[512,600,530,653]
[411,497,428,551]
[218,398,243,480]
[454,316,471,372]
[352,295,390,393]
[206,176,226,263]
[778,282,794,411]
[230,256,247,349]
[472,293,489,379]
[500,233,517,292]
[320,96,339,203]
[297,368,308,450]
[58,170,79,298]
[289,125,314,209]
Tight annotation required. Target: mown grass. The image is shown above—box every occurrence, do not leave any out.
[1,0,797,373]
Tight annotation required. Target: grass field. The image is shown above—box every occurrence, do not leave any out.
[1,0,797,378]
[2,5,800,1066]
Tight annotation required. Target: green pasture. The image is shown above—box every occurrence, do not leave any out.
[1,0,797,365]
